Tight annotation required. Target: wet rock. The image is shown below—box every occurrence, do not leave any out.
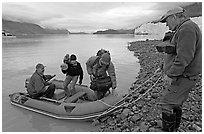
[149,127,156,132]
[121,122,129,130]
[139,122,149,132]
[130,115,142,122]
[104,127,113,132]
[178,128,186,132]
[92,119,100,126]
[156,120,163,128]
[113,128,121,132]
[137,104,143,109]
[133,126,140,132]
[149,120,157,126]
[100,116,109,122]
[182,113,188,120]
[122,128,130,132]
[139,88,146,94]
[121,108,131,117]
[151,93,159,99]
[132,106,137,111]
[192,124,202,131]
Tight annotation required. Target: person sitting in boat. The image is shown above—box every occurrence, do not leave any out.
[27,63,56,99]
[60,54,83,97]
[86,51,117,100]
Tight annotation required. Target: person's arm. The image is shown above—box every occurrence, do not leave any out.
[107,62,117,89]
[167,27,196,77]
[86,56,95,75]
[78,63,83,84]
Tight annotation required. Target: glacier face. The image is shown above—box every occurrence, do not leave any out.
[134,16,202,39]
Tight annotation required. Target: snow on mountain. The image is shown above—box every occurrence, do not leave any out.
[134,16,202,39]
[191,17,202,30]
[134,22,168,39]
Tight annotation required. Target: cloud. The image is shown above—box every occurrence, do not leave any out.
[2,2,194,32]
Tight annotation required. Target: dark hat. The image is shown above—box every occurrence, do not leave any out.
[70,54,77,61]
[100,53,111,64]
[160,7,185,23]
[153,7,185,23]
[36,63,46,69]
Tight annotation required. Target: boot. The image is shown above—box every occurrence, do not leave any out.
[162,112,176,132]
[173,106,182,131]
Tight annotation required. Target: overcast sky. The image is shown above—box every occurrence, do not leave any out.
[2,1,194,32]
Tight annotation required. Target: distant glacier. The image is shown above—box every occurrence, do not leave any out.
[134,16,202,40]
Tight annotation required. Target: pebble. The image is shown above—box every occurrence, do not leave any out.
[133,126,140,132]
[139,122,149,132]
[121,108,131,117]
[131,115,142,122]
[192,124,202,131]
[92,119,100,126]
[149,127,156,132]
[156,120,163,128]
[151,93,159,99]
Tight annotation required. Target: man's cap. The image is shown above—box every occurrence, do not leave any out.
[160,7,185,23]
[153,7,185,23]
[36,63,46,69]
[70,54,77,61]
[100,53,111,64]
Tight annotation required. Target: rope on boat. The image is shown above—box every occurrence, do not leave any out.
[98,100,119,108]
[95,68,162,120]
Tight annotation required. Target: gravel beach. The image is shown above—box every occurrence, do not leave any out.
[94,40,202,132]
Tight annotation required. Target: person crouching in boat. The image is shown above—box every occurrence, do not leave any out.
[86,52,117,100]
[27,63,56,99]
[60,54,83,97]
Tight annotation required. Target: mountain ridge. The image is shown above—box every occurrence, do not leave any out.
[2,19,69,36]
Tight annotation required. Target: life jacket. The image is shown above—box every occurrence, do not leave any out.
[92,56,110,78]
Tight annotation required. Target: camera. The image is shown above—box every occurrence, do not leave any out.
[156,41,176,54]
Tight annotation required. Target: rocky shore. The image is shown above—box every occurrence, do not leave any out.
[93,40,202,132]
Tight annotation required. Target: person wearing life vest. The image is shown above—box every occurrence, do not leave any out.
[155,7,202,132]
[86,52,117,100]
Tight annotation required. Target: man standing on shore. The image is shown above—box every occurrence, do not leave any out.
[156,7,202,131]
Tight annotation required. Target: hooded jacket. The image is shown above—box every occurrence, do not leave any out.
[86,56,117,88]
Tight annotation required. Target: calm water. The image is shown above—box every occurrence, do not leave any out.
[2,34,157,132]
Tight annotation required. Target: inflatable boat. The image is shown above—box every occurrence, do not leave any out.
[9,79,123,120]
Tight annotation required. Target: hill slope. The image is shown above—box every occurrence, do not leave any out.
[2,19,69,35]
